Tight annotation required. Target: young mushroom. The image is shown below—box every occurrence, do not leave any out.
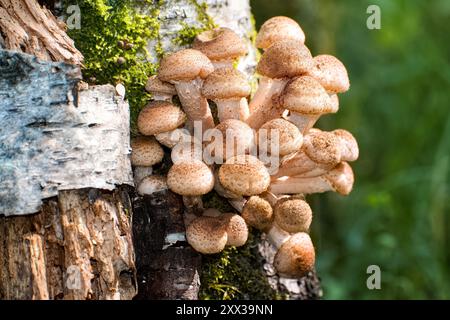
[274,197,312,233]
[281,76,335,133]
[256,16,306,50]
[137,175,168,196]
[193,27,248,69]
[137,101,186,137]
[270,162,355,195]
[202,68,251,122]
[241,195,274,232]
[145,75,177,102]
[220,213,249,247]
[130,136,164,185]
[258,118,303,157]
[247,40,314,129]
[186,216,228,254]
[307,55,350,94]
[158,49,215,131]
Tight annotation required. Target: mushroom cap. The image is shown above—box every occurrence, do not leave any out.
[281,76,334,115]
[308,55,350,93]
[167,160,214,196]
[256,40,313,79]
[220,213,248,247]
[145,75,177,95]
[258,118,303,156]
[332,129,359,162]
[130,136,164,167]
[274,232,315,278]
[274,198,312,233]
[206,119,255,161]
[137,101,186,136]
[158,49,214,82]
[241,196,274,231]
[256,16,306,49]
[186,216,228,254]
[323,162,354,195]
[302,129,341,165]
[137,175,168,195]
[202,68,251,100]
[193,27,248,62]
[219,155,271,196]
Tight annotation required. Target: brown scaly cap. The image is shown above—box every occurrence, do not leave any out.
[137,101,186,136]
[281,76,334,114]
[167,160,214,196]
[130,136,164,167]
[241,196,274,231]
[274,198,312,233]
[323,162,354,196]
[158,49,214,82]
[259,118,303,156]
[308,55,350,93]
[256,40,313,79]
[274,232,315,278]
[202,68,251,100]
[256,16,306,49]
[145,75,177,95]
[220,213,248,247]
[186,216,228,254]
[302,129,341,165]
[193,28,248,62]
[219,155,271,196]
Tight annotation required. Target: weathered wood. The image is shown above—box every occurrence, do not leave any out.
[0,187,136,300]
[0,50,133,216]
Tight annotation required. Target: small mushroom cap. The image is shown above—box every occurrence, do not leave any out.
[167,160,214,196]
[220,213,248,247]
[323,162,354,195]
[274,232,315,278]
[282,76,334,114]
[258,118,303,156]
[186,216,228,254]
[332,129,359,162]
[274,198,312,233]
[131,136,164,167]
[145,75,177,95]
[158,49,214,82]
[137,175,168,195]
[137,101,187,136]
[206,119,255,161]
[241,196,274,231]
[193,27,248,62]
[256,40,313,79]
[256,16,306,49]
[302,130,341,165]
[308,55,350,93]
[219,155,271,196]
[202,68,251,100]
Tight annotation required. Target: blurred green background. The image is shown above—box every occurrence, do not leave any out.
[251,0,450,299]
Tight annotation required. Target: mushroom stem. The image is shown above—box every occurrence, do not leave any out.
[266,224,291,248]
[212,60,233,70]
[154,127,193,149]
[174,79,215,131]
[151,93,174,102]
[228,197,247,213]
[183,195,204,215]
[270,176,331,195]
[247,77,287,129]
[215,98,247,122]
[273,152,331,178]
[133,166,153,185]
[287,112,320,134]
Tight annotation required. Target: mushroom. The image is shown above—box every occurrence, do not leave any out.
[186,216,228,254]
[145,75,177,102]
[171,141,203,164]
[274,197,312,233]
[130,136,164,185]
[281,76,334,133]
[308,55,350,93]
[202,68,251,122]
[273,232,315,278]
[270,162,355,195]
[258,118,303,157]
[154,127,193,149]
[241,195,274,231]
[219,155,271,196]
[256,16,306,50]
[220,213,248,247]
[137,101,186,136]
[274,129,358,178]
[137,175,168,196]
[247,40,314,129]
[204,119,255,164]
[158,49,215,131]
[193,27,248,69]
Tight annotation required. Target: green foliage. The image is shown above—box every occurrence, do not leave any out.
[252,0,450,299]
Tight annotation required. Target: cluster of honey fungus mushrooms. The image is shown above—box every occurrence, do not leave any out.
[131,16,359,278]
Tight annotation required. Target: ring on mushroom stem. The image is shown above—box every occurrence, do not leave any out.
[202,68,251,122]
[193,27,248,70]
[256,16,306,50]
[158,49,215,131]
[145,75,177,102]
[247,40,314,129]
